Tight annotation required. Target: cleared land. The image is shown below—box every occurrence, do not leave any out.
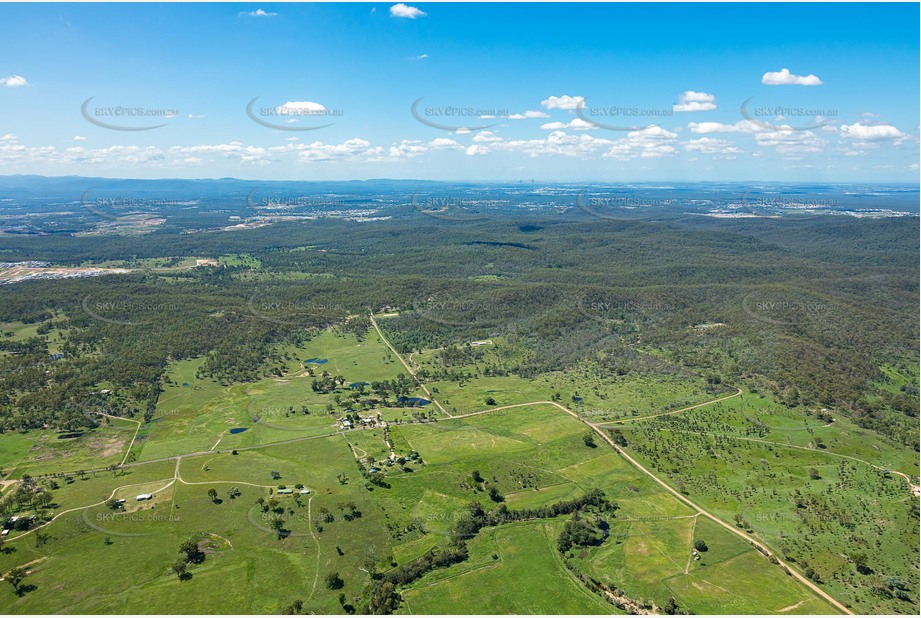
[0,324,911,614]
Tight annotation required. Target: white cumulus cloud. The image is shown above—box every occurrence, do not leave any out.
[465,145,490,156]
[840,122,909,142]
[683,137,742,154]
[688,120,763,134]
[761,68,823,86]
[540,95,585,111]
[540,118,595,131]
[472,131,503,143]
[603,125,679,160]
[673,90,717,112]
[239,9,277,17]
[494,131,613,158]
[508,110,550,120]
[390,3,426,18]
[0,75,29,88]
[275,101,327,115]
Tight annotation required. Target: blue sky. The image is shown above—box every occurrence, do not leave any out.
[0,2,918,181]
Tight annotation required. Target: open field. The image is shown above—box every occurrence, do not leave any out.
[616,391,920,614]
[0,266,130,285]
[401,520,619,614]
[3,422,137,479]
[0,320,915,614]
[139,330,425,462]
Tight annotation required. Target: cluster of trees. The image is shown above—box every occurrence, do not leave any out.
[2,212,916,456]
[366,544,469,614]
[0,477,53,516]
[437,345,485,367]
[313,374,419,413]
[310,373,347,394]
[467,470,503,502]
[171,539,205,580]
[4,566,30,596]
[454,488,615,542]
[557,512,609,553]
[365,488,615,614]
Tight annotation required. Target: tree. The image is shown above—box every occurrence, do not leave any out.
[207,488,219,503]
[808,468,821,480]
[850,551,872,574]
[270,515,286,538]
[361,555,378,580]
[471,470,484,483]
[608,428,628,447]
[179,539,204,564]
[282,599,304,615]
[36,491,53,509]
[693,539,708,552]
[582,432,597,448]
[34,532,49,548]
[485,397,496,406]
[227,487,241,500]
[171,560,190,581]
[557,515,607,553]
[340,592,356,614]
[325,571,345,590]
[663,597,680,615]
[5,567,26,594]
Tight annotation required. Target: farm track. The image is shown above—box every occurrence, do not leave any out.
[365,312,852,615]
[369,312,451,418]
[94,411,142,467]
[663,428,919,493]
[6,314,854,614]
[593,387,744,425]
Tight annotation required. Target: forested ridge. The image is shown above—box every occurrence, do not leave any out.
[0,214,917,448]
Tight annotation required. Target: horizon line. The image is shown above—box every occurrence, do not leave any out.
[0,173,918,186]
